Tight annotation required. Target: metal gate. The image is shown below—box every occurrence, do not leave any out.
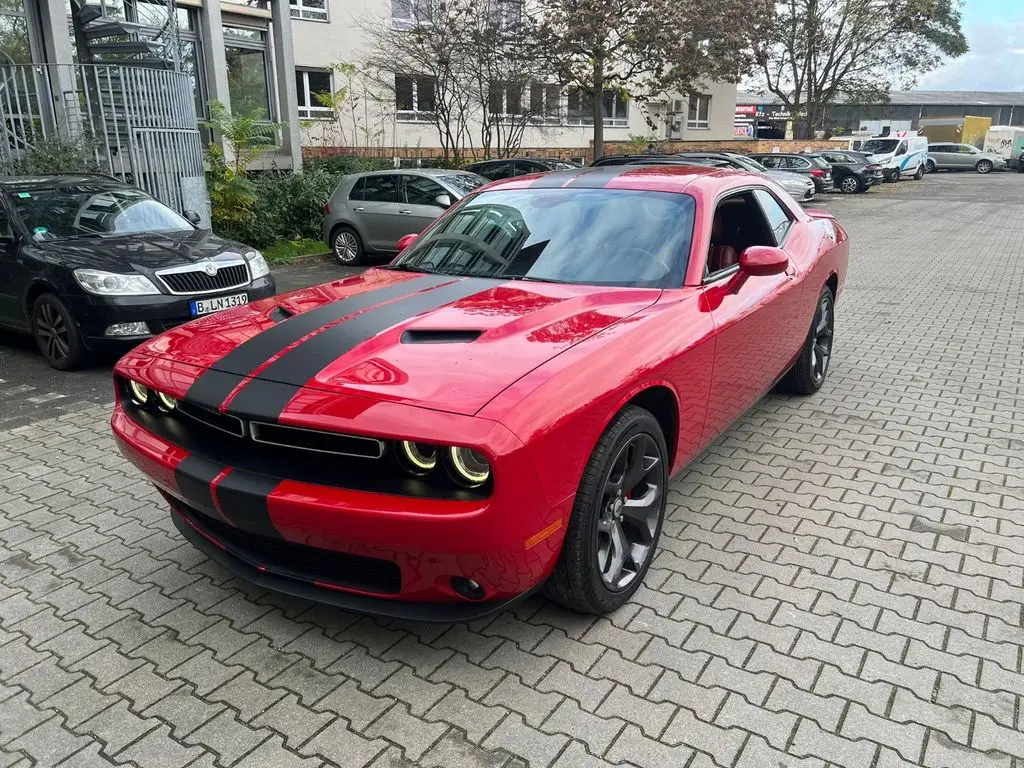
[132,127,206,220]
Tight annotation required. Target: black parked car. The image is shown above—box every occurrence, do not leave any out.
[0,175,276,370]
[816,150,885,193]
[464,157,579,180]
[748,152,834,192]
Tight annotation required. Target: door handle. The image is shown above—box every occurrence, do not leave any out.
[399,210,412,215]
[353,207,365,212]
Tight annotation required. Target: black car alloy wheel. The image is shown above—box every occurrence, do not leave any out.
[595,433,662,591]
[32,293,85,370]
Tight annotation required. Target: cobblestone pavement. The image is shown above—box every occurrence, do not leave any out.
[1,174,1023,767]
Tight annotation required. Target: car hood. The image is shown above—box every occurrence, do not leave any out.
[27,230,252,272]
[141,268,660,416]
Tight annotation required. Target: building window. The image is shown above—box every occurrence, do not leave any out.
[392,0,431,29]
[223,25,272,118]
[529,83,561,122]
[395,74,435,121]
[567,90,628,128]
[296,69,333,119]
[488,0,522,29]
[488,82,524,117]
[290,0,328,22]
[687,94,711,129]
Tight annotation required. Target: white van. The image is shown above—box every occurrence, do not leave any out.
[857,134,929,181]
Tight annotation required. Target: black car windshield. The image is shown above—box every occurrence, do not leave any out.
[8,184,191,240]
[440,173,487,196]
[860,139,898,154]
[391,188,694,288]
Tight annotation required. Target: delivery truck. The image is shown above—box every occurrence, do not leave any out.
[983,126,1024,169]
[918,116,993,148]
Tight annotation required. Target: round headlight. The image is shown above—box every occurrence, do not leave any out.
[447,446,490,488]
[398,441,438,475]
[126,380,150,406]
[156,392,177,411]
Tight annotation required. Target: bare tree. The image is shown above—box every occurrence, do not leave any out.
[359,2,476,162]
[532,0,772,158]
[756,0,967,138]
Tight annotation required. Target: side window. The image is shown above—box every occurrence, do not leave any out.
[513,161,541,176]
[758,155,779,168]
[960,145,977,154]
[896,141,907,155]
[0,205,11,236]
[404,175,447,206]
[789,157,812,169]
[705,191,780,279]
[753,189,793,245]
[485,161,515,179]
[362,175,401,203]
[348,177,365,201]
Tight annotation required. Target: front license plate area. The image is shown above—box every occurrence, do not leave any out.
[191,293,249,317]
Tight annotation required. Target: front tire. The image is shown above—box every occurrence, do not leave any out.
[925,159,936,173]
[887,168,901,183]
[331,226,365,266]
[976,159,993,174]
[778,285,835,396]
[546,405,667,614]
[32,293,86,371]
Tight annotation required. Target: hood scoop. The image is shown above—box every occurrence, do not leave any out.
[269,305,295,324]
[401,329,483,344]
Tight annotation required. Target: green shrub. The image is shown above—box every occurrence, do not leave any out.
[249,167,340,244]
[0,134,101,175]
[305,155,393,175]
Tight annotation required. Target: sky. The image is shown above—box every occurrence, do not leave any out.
[917,0,1024,90]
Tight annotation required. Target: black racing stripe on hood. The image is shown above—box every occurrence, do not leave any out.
[185,273,455,410]
[225,277,499,421]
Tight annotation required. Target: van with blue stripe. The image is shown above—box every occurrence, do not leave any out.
[858,134,929,182]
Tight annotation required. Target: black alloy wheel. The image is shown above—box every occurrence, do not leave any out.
[546,405,667,614]
[839,175,861,194]
[779,284,835,395]
[32,293,86,371]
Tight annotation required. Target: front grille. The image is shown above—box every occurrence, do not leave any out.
[178,400,245,437]
[250,421,384,458]
[158,263,249,295]
[176,499,402,594]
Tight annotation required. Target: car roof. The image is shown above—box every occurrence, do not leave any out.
[348,168,473,178]
[0,173,123,190]
[479,164,755,195]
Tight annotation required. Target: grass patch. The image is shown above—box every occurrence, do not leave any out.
[263,237,328,264]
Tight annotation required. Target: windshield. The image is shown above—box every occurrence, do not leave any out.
[440,173,487,196]
[727,155,768,172]
[391,188,694,288]
[8,184,191,240]
[860,139,898,154]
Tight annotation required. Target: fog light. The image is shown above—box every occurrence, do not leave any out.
[126,380,151,406]
[156,392,177,411]
[451,576,485,601]
[104,322,149,337]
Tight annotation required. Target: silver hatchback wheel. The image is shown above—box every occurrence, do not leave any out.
[333,229,362,265]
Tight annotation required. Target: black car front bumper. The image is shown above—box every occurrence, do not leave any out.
[70,275,276,350]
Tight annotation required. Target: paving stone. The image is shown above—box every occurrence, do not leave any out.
[596,684,675,739]
[541,698,625,755]
[482,713,568,768]
[299,719,389,767]
[185,709,270,765]
[207,670,287,722]
[366,703,449,761]
[251,693,334,749]
[142,685,226,739]
[376,666,452,717]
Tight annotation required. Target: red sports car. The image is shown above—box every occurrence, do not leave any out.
[111,166,848,619]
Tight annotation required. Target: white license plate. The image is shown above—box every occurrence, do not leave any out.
[190,293,249,317]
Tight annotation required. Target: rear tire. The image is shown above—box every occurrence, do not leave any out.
[976,159,993,174]
[546,405,667,614]
[331,226,365,266]
[778,285,834,396]
[839,176,861,194]
[32,293,86,371]
[913,164,925,180]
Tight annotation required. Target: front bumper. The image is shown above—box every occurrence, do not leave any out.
[71,276,276,349]
[111,397,567,620]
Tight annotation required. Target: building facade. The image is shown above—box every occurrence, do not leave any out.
[289,0,738,158]
[1,0,303,218]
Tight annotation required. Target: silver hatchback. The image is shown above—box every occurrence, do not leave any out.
[322,169,487,265]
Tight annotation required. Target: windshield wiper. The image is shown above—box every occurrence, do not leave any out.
[506,274,569,284]
[384,264,449,275]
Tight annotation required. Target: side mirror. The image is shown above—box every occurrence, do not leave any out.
[434,194,452,208]
[739,246,788,276]
[183,209,202,226]
[396,233,419,252]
